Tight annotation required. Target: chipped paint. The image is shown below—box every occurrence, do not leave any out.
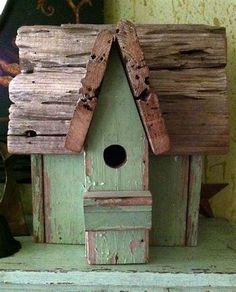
[129,239,144,254]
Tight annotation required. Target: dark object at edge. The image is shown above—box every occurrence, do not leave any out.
[0,215,21,258]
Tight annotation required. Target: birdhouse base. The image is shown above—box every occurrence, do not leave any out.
[84,191,152,264]
[85,229,149,265]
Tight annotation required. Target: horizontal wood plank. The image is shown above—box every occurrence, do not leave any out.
[8,24,228,154]
[84,191,152,199]
[84,210,152,230]
[16,24,226,72]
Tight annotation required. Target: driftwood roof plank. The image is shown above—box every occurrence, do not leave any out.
[65,29,113,153]
[116,20,170,154]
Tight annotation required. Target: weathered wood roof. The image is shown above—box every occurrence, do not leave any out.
[8,22,228,154]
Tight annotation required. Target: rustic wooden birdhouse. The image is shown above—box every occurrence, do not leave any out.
[7,21,228,265]
[64,22,170,264]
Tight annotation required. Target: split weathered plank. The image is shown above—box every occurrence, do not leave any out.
[16,24,226,72]
[65,30,113,153]
[9,68,227,103]
[86,229,149,264]
[84,190,152,199]
[116,20,170,155]
[186,155,203,246]
[7,136,73,154]
[31,155,44,243]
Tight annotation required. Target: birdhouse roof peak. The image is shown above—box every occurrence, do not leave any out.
[65,20,170,155]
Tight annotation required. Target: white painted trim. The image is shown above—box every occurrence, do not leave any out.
[0,271,235,288]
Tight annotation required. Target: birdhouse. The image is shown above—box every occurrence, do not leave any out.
[61,22,170,264]
[7,21,228,265]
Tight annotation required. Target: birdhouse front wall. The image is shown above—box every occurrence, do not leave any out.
[84,48,148,192]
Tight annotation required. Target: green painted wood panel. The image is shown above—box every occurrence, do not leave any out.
[150,155,189,246]
[84,47,148,192]
[86,229,149,264]
[43,154,85,244]
[84,209,151,230]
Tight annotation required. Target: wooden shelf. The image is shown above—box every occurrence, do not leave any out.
[0,218,236,291]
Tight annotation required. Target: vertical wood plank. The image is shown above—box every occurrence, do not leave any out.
[31,155,45,243]
[43,154,85,244]
[85,48,148,192]
[150,155,189,246]
[186,155,203,246]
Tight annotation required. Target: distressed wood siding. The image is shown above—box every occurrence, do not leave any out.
[8,24,228,154]
[31,155,44,243]
[86,229,149,264]
[186,155,203,246]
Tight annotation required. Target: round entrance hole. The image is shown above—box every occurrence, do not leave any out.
[103,144,127,169]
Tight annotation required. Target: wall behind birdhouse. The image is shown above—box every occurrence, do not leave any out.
[104,0,236,224]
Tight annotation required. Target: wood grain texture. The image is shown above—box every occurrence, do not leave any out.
[136,92,170,154]
[16,24,226,71]
[86,229,149,264]
[186,155,203,246]
[31,155,44,243]
[116,20,170,154]
[84,190,152,199]
[65,30,113,152]
[8,23,228,154]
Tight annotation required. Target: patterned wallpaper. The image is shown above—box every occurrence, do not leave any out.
[104,0,236,223]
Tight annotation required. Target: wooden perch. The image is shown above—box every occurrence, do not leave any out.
[65,29,113,152]
[116,20,170,154]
